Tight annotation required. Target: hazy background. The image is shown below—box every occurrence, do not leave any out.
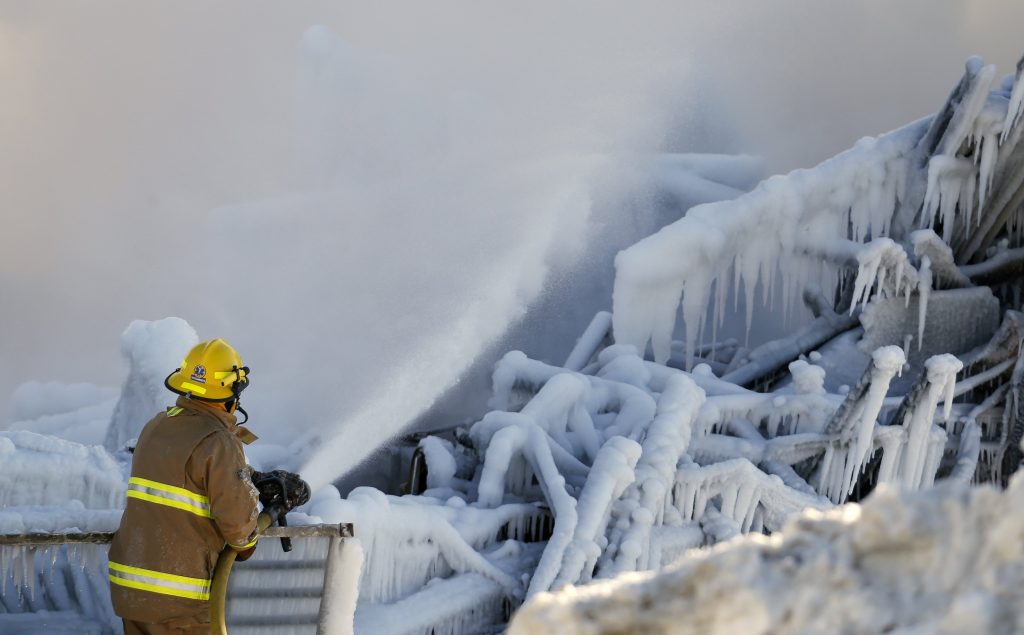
[3,1,1024,482]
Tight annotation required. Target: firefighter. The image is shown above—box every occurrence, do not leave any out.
[108,339,261,635]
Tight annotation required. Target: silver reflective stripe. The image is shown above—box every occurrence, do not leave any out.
[108,561,211,600]
[126,477,213,518]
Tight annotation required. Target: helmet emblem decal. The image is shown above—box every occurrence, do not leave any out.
[191,364,207,384]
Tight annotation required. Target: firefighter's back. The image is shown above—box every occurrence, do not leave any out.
[108,403,236,629]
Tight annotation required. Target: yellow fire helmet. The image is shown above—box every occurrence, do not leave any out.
[164,338,250,403]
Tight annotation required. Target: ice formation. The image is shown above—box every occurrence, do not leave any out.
[297,332,975,631]
[103,318,198,452]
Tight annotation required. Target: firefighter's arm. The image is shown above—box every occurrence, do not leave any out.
[195,432,261,551]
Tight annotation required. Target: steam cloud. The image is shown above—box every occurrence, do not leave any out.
[3,2,1023,483]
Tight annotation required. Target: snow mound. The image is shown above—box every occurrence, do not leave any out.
[510,478,1024,635]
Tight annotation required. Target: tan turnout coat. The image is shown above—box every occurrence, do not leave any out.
[108,396,260,628]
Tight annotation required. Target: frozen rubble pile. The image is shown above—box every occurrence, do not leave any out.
[509,477,1024,635]
[493,53,1024,635]
[298,331,977,633]
[304,53,1024,633]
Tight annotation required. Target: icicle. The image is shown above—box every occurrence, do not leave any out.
[921,156,975,242]
[941,367,957,423]
[837,346,906,503]
[1001,68,1024,144]
[917,255,932,351]
[899,355,962,489]
[894,257,905,297]
[976,131,997,212]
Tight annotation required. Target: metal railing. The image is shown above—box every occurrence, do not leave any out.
[0,524,356,635]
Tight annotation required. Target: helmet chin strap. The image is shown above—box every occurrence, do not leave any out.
[216,399,248,424]
[227,367,250,425]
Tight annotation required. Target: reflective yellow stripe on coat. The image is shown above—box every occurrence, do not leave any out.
[126,477,213,518]
[108,561,211,601]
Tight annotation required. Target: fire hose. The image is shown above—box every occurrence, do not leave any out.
[210,469,311,635]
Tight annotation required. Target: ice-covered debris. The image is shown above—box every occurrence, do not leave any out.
[910,228,972,289]
[875,354,962,491]
[614,54,1024,369]
[509,479,1024,635]
[612,118,926,368]
[354,572,509,635]
[858,286,1000,366]
[922,155,977,243]
[934,59,997,158]
[870,345,907,375]
[848,237,919,311]
[971,94,1007,213]
[816,346,905,504]
[103,317,198,452]
[926,354,962,423]
[563,311,613,372]
[0,431,125,510]
[543,436,641,594]
[787,360,825,395]
[720,303,860,389]
[308,486,524,605]
[0,505,122,534]
[948,420,983,486]
[1000,59,1024,144]
[597,375,704,579]
[419,436,458,491]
